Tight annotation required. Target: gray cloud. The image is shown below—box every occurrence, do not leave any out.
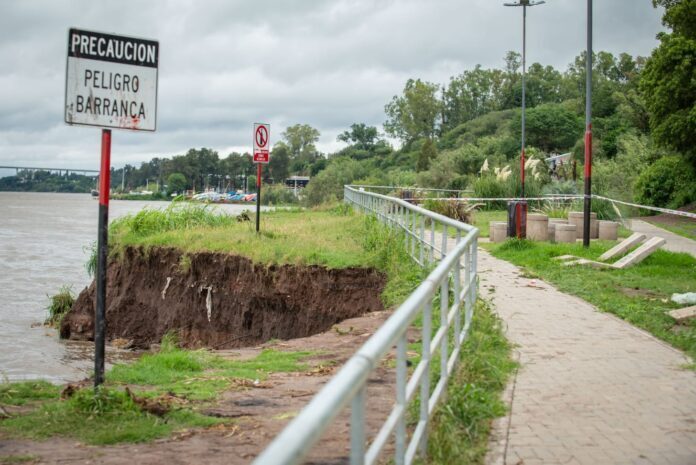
[0,0,663,176]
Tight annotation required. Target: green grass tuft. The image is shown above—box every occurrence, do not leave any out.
[44,286,75,327]
[0,381,60,406]
[428,300,517,464]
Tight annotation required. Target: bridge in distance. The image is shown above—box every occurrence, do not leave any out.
[0,165,99,177]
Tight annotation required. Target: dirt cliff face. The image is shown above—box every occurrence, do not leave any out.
[61,246,386,349]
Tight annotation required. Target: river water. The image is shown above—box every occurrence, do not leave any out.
[0,192,255,383]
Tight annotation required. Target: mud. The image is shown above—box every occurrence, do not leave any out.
[61,246,386,349]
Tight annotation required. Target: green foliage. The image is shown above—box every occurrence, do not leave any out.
[261,184,298,206]
[0,170,97,193]
[166,173,187,194]
[337,123,383,153]
[488,240,696,361]
[428,301,516,463]
[303,157,368,206]
[416,138,438,172]
[44,286,75,327]
[269,143,290,182]
[641,0,696,162]
[634,156,696,208]
[110,203,236,240]
[384,78,442,144]
[511,102,583,152]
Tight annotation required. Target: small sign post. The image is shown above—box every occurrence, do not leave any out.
[65,28,159,389]
[253,123,270,233]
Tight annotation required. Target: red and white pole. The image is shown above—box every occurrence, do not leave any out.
[94,129,111,388]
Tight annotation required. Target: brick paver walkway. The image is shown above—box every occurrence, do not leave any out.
[480,249,696,465]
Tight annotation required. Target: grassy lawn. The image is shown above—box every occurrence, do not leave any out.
[109,204,378,269]
[471,210,507,237]
[485,239,696,361]
[0,339,313,445]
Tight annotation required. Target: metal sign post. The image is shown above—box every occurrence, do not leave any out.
[64,28,159,389]
[253,123,270,233]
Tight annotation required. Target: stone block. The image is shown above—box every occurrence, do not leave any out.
[490,222,508,243]
[527,213,548,241]
[598,220,619,240]
[612,236,666,269]
[598,233,646,261]
[668,306,696,323]
[568,211,597,239]
[555,224,577,243]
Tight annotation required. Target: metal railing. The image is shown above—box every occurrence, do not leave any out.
[252,185,479,465]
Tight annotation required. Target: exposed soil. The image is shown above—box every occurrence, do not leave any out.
[60,246,387,349]
[1,310,414,465]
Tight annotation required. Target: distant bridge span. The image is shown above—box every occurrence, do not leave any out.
[0,165,100,176]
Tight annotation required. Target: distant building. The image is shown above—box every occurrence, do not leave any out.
[285,176,310,189]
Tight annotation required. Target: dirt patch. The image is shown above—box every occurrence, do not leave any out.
[619,287,663,299]
[60,246,386,349]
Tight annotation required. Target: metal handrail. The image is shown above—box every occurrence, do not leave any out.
[252,185,479,465]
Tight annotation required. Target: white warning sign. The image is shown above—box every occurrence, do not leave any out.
[64,28,159,132]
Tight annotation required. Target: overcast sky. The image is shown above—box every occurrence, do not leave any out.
[0,0,664,176]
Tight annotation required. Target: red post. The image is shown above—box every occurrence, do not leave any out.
[95,129,111,388]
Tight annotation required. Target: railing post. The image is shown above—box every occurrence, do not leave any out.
[351,386,366,465]
[419,215,425,265]
[430,219,435,264]
[411,210,416,258]
[419,301,432,457]
[442,225,448,259]
[440,279,448,381]
[453,230,466,348]
[395,335,407,465]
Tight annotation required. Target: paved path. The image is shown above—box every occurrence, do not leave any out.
[628,219,696,258]
[480,249,696,465]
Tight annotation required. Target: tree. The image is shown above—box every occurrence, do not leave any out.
[167,173,187,194]
[384,79,442,144]
[443,66,504,129]
[269,143,290,182]
[282,124,322,175]
[640,0,696,162]
[416,138,437,172]
[514,103,583,153]
[337,123,381,152]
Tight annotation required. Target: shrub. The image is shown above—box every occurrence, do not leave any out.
[634,156,696,209]
[261,184,298,206]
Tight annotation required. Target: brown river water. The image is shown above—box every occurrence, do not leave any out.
[0,192,255,383]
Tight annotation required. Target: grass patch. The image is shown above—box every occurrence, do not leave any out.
[428,300,516,464]
[0,387,221,445]
[108,344,311,401]
[0,456,38,464]
[109,203,382,269]
[0,381,60,406]
[44,286,75,327]
[0,343,313,445]
[487,239,696,360]
[471,210,508,238]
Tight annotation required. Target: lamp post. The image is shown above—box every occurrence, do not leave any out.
[583,0,593,247]
[504,0,545,198]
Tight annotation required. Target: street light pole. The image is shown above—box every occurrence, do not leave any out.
[504,0,545,198]
[583,0,593,247]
